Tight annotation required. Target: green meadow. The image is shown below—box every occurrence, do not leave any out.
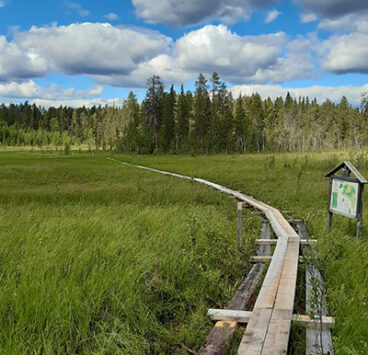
[1,150,368,354]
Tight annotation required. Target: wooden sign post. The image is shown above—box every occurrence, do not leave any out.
[325,161,367,240]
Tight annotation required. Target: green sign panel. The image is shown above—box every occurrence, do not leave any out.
[330,178,359,219]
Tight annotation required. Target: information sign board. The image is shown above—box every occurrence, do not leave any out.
[329,178,359,219]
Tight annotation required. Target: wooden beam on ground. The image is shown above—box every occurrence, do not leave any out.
[255,239,316,245]
[292,315,335,330]
[207,309,334,330]
[208,309,253,323]
[251,255,304,263]
[251,255,272,263]
[298,221,334,355]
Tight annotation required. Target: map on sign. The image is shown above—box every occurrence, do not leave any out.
[330,178,359,218]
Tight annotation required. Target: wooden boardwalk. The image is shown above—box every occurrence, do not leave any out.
[107,158,322,354]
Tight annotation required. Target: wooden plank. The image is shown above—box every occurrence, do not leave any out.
[292,315,335,330]
[251,256,272,263]
[306,264,334,354]
[262,309,293,354]
[206,310,334,331]
[208,309,253,323]
[300,221,335,355]
[198,263,264,354]
[237,308,273,354]
[256,239,316,245]
[257,222,271,256]
[198,321,238,355]
[228,263,265,310]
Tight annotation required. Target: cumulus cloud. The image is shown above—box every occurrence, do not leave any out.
[132,0,280,26]
[0,80,104,99]
[174,25,286,81]
[0,36,47,81]
[104,12,119,21]
[231,83,368,106]
[320,32,368,74]
[172,25,315,84]
[265,10,281,23]
[64,2,90,17]
[0,23,171,83]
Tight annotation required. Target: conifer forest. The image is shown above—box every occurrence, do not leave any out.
[1,73,368,154]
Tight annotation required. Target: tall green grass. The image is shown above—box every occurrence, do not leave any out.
[0,151,260,354]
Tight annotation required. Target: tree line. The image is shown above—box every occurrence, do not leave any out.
[1,73,368,153]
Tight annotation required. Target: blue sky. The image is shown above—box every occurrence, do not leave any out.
[0,0,367,107]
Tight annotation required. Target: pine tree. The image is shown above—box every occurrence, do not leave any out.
[144,75,164,153]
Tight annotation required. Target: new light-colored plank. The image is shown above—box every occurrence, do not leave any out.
[208,309,253,323]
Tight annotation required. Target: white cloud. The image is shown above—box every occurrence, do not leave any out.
[174,25,287,81]
[132,0,280,26]
[300,12,317,23]
[0,23,171,83]
[65,2,90,17]
[0,35,47,81]
[0,80,104,99]
[231,83,368,106]
[29,98,123,109]
[320,32,368,73]
[265,10,281,23]
[104,12,119,21]
[0,1,6,8]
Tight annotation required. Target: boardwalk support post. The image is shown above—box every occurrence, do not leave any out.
[237,202,243,251]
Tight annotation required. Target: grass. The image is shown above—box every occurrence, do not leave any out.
[0,151,260,354]
[1,150,368,353]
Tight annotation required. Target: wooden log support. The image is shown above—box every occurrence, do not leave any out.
[237,202,243,251]
[208,309,253,323]
[207,309,334,330]
[255,239,316,245]
[251,255,272,263]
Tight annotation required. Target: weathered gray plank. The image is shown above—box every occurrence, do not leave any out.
[257,222,271,256]
[299,221,334,355]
